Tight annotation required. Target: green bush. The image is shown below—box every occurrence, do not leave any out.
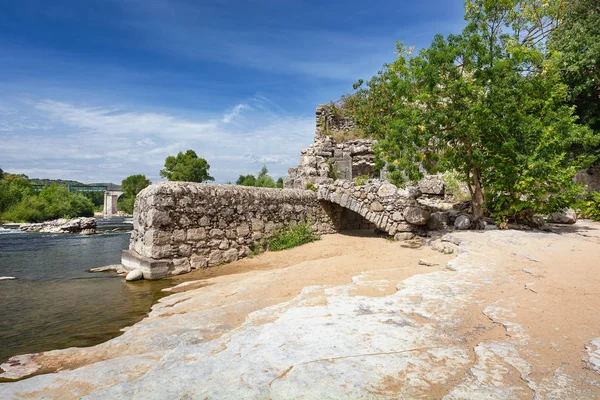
[305,182,317,191]
[577,192,600,221]
[267,221,320,251]
[1,184,94,222]
[353,175,369,186]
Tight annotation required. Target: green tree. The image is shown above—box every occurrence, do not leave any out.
[122,174,151,198]
[548,0,600,159]
[347,0,596,226]
[236,174,257,186]
[0,166,4,180]
[160,150,214,182]
[236,166,281,188]
[119,174,152,214]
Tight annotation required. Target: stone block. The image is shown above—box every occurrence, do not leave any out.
[187,228,206,241]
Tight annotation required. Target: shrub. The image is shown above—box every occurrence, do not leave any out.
[441,171,471,201]
[325,158,339,180]
[353,175,369,186]
[1,184,94,222]
[305,182,317,191]
[267,221,320,251]
[577,191,600,221]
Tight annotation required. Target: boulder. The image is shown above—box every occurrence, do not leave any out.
[427,212,449,231]
[404,207,431,225]
[394,232,415,241]
[418,175,445,195]
[549,208,577,224]
[454,215,471,230]
[20,217,96,234]
[125,269,144,281]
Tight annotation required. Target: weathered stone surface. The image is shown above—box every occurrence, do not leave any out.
[394,232,415,241]
[454,215,472,230]
[418,175,445,195]
[125,182,339,278]
[125,269,143,281]
[377,183,397,197]
[431,239,457,254]
[404,207,431,225]
[549,208,577,224]
[20,217,96,234]
[427,212,449,231]
[370,201,384,212]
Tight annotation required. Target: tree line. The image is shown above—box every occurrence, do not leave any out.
[0,150,284,222]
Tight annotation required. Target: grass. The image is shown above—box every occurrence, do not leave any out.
[267,220,320,251]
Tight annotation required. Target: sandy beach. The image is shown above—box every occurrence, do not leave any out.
[1,222,600,398]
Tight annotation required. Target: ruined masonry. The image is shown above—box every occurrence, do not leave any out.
[122,104,450,279]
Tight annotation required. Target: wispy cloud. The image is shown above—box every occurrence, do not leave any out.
[0,97,314,183]
[222,103,248,123]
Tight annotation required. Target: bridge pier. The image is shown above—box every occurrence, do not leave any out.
[103,191,123,217]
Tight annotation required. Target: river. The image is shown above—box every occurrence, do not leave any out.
[0,218,174,365]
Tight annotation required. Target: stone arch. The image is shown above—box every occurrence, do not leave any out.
[103,191,124,217]
[316,182,426,236]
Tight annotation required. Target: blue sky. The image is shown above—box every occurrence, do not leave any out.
[0,0,466,184]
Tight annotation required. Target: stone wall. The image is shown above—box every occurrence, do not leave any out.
[123,182,339,279]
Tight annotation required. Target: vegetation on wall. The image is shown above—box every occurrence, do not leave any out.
[340,0,598,226]
[266,220,320,251]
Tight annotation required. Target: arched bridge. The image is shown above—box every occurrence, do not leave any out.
[316,181,430,236]
[122,181,434,279]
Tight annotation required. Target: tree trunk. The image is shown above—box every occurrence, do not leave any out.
[471,168,486,229]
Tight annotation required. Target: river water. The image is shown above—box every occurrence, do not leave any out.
[0,218,174,365]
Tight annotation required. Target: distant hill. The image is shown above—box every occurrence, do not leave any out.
[30,178,85,186]
[30,179,121,191]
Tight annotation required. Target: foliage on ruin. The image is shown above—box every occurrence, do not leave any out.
[343,0,598,225]
[353,175,369,186]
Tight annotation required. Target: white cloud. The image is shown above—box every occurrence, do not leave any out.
[0,98,314,184]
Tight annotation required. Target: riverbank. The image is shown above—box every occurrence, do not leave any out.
[1,224,600,397]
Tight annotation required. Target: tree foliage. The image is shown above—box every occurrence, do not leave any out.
[119,174,152,214]
[160,150,214,183]
[1,184,94,222]
[236,166,284,188]
[548,0,600,159]
[345,0,597,225]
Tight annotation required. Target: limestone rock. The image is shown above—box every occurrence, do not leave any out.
[404,207,431,225]
[125,269,143,281]
[454,215,471,230]
[549,208,577,224]
[370,201,384,212]
[418,175,445,195]
[80,229,96,235]
[431,240,457,254]
[377,183,397,197]
[0,276,17,281]
[394,232,415,241]
[427,212,449,231]
[20,217,96,234]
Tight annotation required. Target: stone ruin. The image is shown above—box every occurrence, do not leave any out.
[284,104,380,190]
[121,104,460,280]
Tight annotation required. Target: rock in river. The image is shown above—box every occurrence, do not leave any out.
[126,269,144,282]
[20,217,96,234]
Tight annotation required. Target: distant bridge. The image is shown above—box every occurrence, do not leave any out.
[32,184,124,217]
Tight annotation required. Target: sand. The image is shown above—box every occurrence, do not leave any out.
[1,223,600,398]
